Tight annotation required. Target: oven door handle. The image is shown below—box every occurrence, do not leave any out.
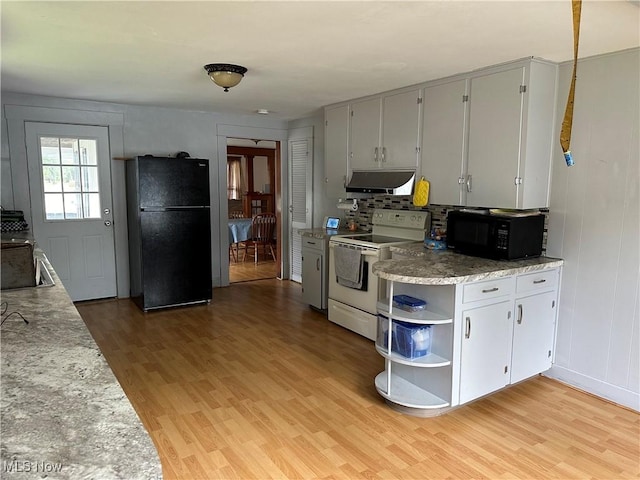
[329,244,379,256]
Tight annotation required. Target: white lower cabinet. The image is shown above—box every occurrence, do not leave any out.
[375,267,560,415]
[510,268,559,383]
[301,236,328,310]
[459,300,513,404]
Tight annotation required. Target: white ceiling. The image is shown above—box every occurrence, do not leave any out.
[2,1,638,121]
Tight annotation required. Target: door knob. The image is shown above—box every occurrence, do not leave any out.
[104,220,112,226]
[104,208,111,215]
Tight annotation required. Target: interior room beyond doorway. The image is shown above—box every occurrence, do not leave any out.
[226,138,279,283]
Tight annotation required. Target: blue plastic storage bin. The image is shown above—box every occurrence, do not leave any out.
[377,315,431,359]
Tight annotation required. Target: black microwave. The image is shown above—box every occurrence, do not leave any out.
[446,210,545,260]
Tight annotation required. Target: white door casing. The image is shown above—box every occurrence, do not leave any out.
[288,129,313,284]
[25,122,117,301]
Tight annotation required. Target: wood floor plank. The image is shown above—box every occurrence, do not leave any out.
[77,279,640,479]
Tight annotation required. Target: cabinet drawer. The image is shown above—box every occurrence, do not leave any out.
[516,268,558,295]
[462,277,514,304]
[302,236,325,252]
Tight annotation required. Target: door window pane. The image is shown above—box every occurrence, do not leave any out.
[81,166,99,191]
[79,139,97,165]
[42,166,62,192]
[44,194,64,220]
[62,166,81,192]
[63,193,82,219]
[41,137,61,164]
[60,138,79,164]
[39,136,101,220]
[83,194,101,218]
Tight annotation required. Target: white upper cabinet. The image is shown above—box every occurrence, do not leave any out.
[349,97,382,170]
[381,89,422,169]
[325,57,557,209]
[466,59,557,209]
[349,88,421,171]
[324,104,349,203]
[466,67,525,208]
[420,78,469,206]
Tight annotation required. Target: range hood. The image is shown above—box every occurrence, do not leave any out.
[346,170,415,195]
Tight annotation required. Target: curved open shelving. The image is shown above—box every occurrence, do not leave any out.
[375,372,450,409]
[377,299,452,324]
[375,345,451,368]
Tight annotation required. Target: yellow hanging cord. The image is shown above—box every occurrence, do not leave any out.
[560,0,582,167]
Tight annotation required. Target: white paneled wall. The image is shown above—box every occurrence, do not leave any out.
[546,48,639,410]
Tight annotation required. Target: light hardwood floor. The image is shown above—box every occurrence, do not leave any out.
[77,280,639,479]
[229,251,278,283]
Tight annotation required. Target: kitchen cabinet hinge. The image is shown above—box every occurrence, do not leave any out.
[548,350,552,358]
[514,177,523,185]
[325,120,328,126]
[416,146,421,154]
[507,311,511,319]
[462,95,469,103]
[504,366,509,373]
[417,97,423,104]
[520,85,527,94]
[552,300,556,308]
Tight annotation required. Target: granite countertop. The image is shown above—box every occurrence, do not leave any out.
[298,227,361,239]
[0,251,162,479]
[373,242,563,285]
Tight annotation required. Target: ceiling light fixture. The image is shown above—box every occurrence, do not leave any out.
[203,63,247,92]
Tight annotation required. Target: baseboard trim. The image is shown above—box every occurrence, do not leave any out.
[545,365,640,412]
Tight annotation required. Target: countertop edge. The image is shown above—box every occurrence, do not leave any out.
[373,251,563,285]
[0,250,163,479]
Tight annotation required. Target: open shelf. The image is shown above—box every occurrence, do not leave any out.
[375,372,450,409]
[377,299,452,324]
[375,345,451,368]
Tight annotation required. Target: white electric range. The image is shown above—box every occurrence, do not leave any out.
[328,209,431,340]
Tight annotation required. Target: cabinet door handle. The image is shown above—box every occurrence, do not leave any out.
[316,258,320,271]
[465,316,471,339]
[374,147,379,162]
[466,174,473,192]
[517,304,523,324]
[381,147,386,162]
[482,287,499,293]
[533,279,546,284]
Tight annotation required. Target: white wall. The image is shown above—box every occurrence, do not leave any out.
[545,48,639,411]
[1,92,288,295]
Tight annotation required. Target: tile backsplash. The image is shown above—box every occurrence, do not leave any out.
[344,195,549,252]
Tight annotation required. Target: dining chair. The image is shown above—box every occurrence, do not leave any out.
[243,213,276,264]
[229,212,247,262]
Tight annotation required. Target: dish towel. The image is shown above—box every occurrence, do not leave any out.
[334,245,363,289]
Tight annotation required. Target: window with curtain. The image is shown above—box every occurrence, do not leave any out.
[227,157,243,200]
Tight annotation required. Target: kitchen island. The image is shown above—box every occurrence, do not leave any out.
[0,251,162,479]
[372,243,563,417]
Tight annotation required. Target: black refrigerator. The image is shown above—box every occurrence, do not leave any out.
[126,155,212,311]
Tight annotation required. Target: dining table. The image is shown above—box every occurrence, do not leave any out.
[228,217,253,261]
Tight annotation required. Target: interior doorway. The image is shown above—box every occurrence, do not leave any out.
[226,138,281,283]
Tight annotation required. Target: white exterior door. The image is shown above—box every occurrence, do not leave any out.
[288,133,312,283]
[25,122,117,301]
